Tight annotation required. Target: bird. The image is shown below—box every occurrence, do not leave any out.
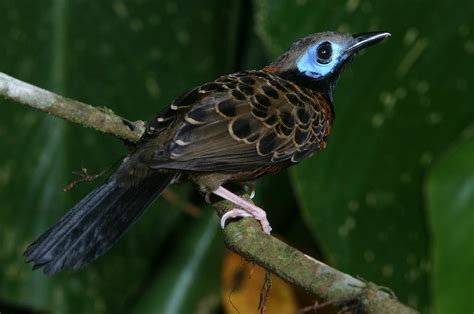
[24,31,390,274]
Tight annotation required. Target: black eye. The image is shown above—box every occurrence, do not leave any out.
[317,41,332,64]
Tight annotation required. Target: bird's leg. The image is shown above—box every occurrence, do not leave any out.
[212,186,272,234]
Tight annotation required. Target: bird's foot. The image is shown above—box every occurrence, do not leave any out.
[213,186,272,234]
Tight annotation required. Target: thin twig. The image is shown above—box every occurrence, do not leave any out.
[258,270,272,314]
[63,166,108,192]
[0,71,418,314]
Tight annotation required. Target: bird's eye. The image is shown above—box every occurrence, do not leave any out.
[316,42,332,64]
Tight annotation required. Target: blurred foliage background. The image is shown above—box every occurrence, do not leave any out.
[0,0,473,313]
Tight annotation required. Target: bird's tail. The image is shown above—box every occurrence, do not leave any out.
[24,171,175,275]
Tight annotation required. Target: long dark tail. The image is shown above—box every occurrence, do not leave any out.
[24,171,175,275]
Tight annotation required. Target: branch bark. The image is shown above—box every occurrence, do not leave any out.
[0,72,417,314]
[0,73,144,142]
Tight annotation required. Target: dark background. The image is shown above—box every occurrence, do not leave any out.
[0,0,473,313]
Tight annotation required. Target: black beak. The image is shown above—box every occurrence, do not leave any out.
[346,32,391,55]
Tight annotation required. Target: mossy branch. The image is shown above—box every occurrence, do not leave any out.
[0,72,417,314]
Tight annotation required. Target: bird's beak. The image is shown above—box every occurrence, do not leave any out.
[346,32,391,55]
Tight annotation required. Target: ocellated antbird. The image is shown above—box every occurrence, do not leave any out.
[25,31,390,274]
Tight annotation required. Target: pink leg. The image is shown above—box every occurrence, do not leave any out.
[213,186,272,234]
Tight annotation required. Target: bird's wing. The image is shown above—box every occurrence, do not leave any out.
[145,71,331,172]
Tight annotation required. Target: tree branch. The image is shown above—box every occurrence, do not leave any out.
[1,72,417,314]
[215,198,416,314]
[0,73,144,142]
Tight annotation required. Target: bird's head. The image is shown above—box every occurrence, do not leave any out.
[266,31,390,94]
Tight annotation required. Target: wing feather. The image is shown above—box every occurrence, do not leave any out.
[146,71,331,172]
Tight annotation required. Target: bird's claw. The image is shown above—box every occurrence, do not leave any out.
[249,189,255,199]
[220,209,253,229]
[244,184,255,199]
[204,192,212,204]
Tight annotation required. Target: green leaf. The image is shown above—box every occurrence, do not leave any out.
[0,0,239,312]
[426,132,474,314]
[256,0,474,311]
[134,211,223,314]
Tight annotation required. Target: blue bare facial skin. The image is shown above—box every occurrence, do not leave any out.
[296,41,345,79]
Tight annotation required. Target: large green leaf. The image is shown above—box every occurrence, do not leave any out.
[426,133,474,314]
[256,0,474,311]
[134,211,223,314]
[0,0,239,312]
